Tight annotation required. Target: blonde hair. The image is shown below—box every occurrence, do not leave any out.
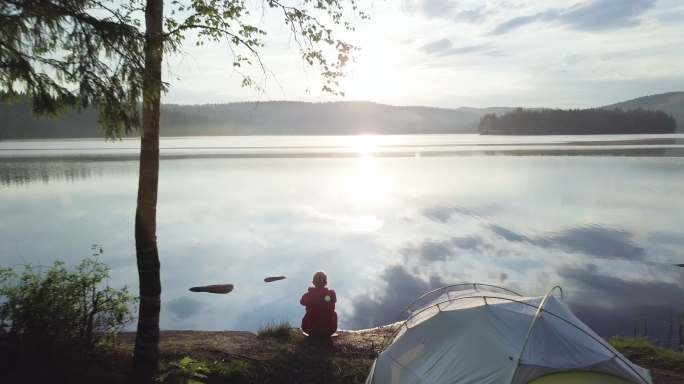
[312,271,327,288]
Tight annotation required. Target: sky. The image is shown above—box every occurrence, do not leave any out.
[163,0,684,109]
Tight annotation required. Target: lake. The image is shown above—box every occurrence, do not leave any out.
[1,134,683,346]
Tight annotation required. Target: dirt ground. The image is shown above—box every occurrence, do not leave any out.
[113,327,684,384]
[2,327,680,383]
[115,327,392,383]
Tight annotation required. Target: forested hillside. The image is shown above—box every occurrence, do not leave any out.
[0,98,494,139]
[2,92,682,139]
[479,108,677,135]
[603,92,684,132]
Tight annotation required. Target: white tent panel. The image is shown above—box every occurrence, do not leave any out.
[375,306,529,384]
[367,286,652,384]
[513,296,650,384]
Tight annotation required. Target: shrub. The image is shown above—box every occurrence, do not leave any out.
[0,252,135,355]
[257,320,293,343]
[158,356,254,384]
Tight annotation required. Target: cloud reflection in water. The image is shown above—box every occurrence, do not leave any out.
[1,148,683,341]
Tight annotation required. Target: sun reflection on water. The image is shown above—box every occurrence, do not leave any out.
[346,137,390,208]
[351,134,379,156]
[323,134,392,231]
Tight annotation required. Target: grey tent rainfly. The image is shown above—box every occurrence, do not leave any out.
[366,283,652,384]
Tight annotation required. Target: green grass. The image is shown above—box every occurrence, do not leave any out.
[610,336,684,370]
[159,356,255,384]
[257,320,294,343]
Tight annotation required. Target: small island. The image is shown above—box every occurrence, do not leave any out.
[479,108,677,135]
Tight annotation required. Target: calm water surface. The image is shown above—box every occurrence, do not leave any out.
[1,134,683,345]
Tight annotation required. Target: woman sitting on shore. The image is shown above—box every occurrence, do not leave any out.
[300,271,337,338]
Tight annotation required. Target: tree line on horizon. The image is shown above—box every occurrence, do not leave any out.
[0,96,481,139]
[479,108,677,135]
[2,97,679,140]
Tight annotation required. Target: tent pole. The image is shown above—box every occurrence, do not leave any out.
[507,286,564,384]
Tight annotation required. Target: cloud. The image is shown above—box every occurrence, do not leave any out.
[491,0,656,35]
[410,240,455,261]
[413,218,647,264]
[399,239,454,262]
[421,38,452,54]
[451,235,493,252]
[402,235,494,262]
[648,231,684,247]
[491,11,558,35]
[489,224,645,261]
[483,49,509,58]
[490,224,534,243]
[547,226,645,260]
[420,38,491,57]
[422,205,477,223]
[560,0,656,30]
[453,7,489,23]
[411,1,498,23]
[167,297,203,319]
[348,262,684,344]
[419,0,456,19]
[560,265,683,306]
[348,265,445,328]
[446,45,492,56]
[559,264,684,343]
[399,239,453,262]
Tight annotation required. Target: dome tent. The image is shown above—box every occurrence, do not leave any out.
[365,283,652,384]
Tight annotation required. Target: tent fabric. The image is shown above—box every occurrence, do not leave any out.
[366,286,652,384]
[530,372,631,383]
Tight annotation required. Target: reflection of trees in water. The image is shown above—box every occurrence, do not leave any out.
[0,159,135,186]
[481,147,683,157]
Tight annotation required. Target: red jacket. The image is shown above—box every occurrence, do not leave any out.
[300,287,338,337]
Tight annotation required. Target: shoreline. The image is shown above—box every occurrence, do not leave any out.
[111,328,684,384]
[2,327,682,383]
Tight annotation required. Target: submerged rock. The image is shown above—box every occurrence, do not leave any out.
[264,276,286,283]
[189,284,234,294]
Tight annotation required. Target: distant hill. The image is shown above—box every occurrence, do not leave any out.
[160,101,505,136]
[0,99,503,139]
[603,92,684,132]
[2,92,682,139]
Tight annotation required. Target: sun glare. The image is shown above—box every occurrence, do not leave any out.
[345,152,391,211]
[351,134,379,155]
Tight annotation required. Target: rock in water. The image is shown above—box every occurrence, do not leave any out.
[189,284,234,294]
[264,276,286,283]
